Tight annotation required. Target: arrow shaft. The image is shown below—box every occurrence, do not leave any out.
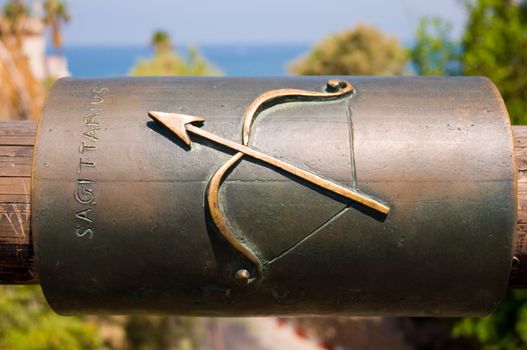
[186,124,389,214]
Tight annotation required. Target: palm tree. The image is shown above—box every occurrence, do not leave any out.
[2,0,28,33]
[43,0,70,54]
[150,30,172,54]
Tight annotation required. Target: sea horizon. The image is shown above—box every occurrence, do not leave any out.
[55,43,312,78]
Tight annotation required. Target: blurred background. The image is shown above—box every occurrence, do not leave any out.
[0,0,527,349]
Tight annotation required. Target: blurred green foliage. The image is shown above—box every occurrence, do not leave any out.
[43,0,71,54]
[452,291,527,350]
[131,31,220,76]
[2,0,28,28]
[461,0,527,124]
[0,286,203,350]
[125,316,201,350]
[411,1,527,124]
[410,17,459,76]
[150,30,172,54]
[289,24,407,75]
[0,286,102,350]
[130,47,220,76]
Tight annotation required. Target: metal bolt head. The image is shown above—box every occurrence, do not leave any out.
[235,269,252,286]
[326,79,343,92]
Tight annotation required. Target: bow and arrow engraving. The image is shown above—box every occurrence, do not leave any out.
[149,79,389,285]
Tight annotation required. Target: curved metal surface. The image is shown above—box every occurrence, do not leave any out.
[32,76,516,316]
[204,79,364,282]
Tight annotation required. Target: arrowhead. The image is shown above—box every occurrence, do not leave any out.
[149,111,205,146]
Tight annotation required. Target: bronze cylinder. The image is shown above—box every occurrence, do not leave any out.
[32,76,516,316]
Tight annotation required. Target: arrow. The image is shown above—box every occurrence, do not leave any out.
[149,111,390,215]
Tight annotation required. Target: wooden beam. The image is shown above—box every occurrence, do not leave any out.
[1,120,527,287]
[0,120,36,284]
[508,126,527,287]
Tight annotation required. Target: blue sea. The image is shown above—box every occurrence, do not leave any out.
[60,44,311,77]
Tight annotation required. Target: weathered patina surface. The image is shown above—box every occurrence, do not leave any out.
[32,77,516,316]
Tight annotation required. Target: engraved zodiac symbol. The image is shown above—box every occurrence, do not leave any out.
[149,80,389,285]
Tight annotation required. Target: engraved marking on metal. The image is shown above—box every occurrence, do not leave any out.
[265,205,350,267]
[75,208,94,223]
[264,98,361,267]
[148,112,389,212]
[79,142,96,154]
[242,80,353,145]
[211,80,360,278]
[149,80,390,284]
[345,99,357,190]
[74,87,107,239]
[84,113,100,126]
[75,225,94,239]
[77,159,95,173]
[83,128,100,142]
[74,182,95,205]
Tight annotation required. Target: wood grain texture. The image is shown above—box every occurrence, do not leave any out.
[509,126,527,287]
[0,120,526,287]
[0,120,36,284]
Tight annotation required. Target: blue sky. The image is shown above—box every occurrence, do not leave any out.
[6,0,467,46]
